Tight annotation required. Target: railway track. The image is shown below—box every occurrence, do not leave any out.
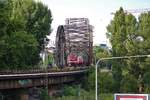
[0,69,88,79]
[0,67,88,74]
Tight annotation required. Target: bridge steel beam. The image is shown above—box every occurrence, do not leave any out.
[0,69,87,90]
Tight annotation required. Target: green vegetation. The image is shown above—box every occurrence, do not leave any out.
[51,67,113,100]
[106,7,150,93]
[40,88,52,100]
[52,94,113,100]
[0,0,52,69]
[94,46,110,59]
[0,1,150,98]
[55,92,95,100]
[99,94,114,100]
[63,85,80,96]
[28,66,114,100]
[99,71,114,93]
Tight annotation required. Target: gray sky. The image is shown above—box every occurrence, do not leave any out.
[40,0,150,46]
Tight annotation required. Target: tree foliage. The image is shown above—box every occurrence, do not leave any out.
[106,7,150,93]
[99,72,114,93]
[25,1,52,50]
[94,46,110,60]
[120,74,138,93]
[40,88,51,100]
[107,7,127,92]
[0,0,52,69]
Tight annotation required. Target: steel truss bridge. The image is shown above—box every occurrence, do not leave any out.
[0,18,93,99]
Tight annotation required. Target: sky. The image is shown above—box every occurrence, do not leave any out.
[40,0,150,46]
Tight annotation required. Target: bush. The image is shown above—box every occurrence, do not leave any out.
[55,90,95,100]
[120,74,138,93]
[81,67,95,91]
[98,72,114,93]
[143,72,150,93]
[40,88,51,100]
[99,94,114,100]
[63,85,78,96]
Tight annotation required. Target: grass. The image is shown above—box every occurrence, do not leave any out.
[54,95,95,100]
[53,93,114,100]
[99,93,114,100]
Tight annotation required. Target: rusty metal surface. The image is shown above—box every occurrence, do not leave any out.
[0,76,75,89]
[0,68,88,79]
[0,69,87,89]
[55,18,93,67]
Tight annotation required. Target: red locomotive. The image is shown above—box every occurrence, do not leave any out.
[67,53,84,66]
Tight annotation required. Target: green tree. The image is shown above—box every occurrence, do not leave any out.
[25,1,52,51]
[63,85,78,96]
[138,12,150,93]
[106,7,127,92]
[84,67,95,91]
[0,0,11,37]
[0,0,52,69]
[0,0,12,68]
[93,46,111,70]
[10,0,52,50]
[40,88,51,100]
[107,7,150,93]
[94,46,110,60]
[99,72,114,93]
[120,74,138,93]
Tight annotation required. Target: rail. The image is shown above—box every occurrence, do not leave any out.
[0,67,89,74]
[0,67,89,79]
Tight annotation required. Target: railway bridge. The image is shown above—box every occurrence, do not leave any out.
[0,67,88,100]
[0,18,93,100]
